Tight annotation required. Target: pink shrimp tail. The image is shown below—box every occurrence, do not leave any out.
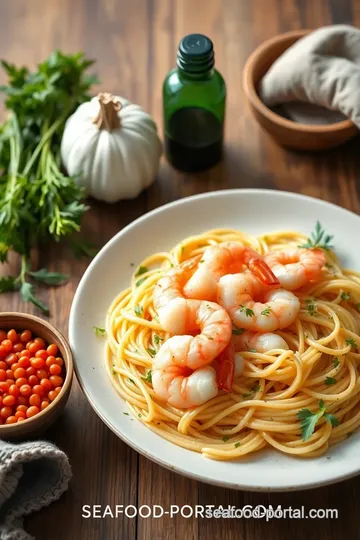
[248,258,279,286]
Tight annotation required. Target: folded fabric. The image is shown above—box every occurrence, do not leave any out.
[0,440,71,540]
[259,25,360,127]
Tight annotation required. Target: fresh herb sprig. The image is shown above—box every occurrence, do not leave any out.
[0,51,99,313]
[299,222,334,251]
[297,400,339,441]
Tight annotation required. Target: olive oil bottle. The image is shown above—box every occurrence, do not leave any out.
[163,34,226,173]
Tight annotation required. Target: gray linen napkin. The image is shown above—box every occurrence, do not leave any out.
[0,440,71,540]
[259,25,360,127]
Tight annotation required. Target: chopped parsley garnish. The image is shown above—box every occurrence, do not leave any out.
[93,326,106,337]
[128,378,135,384]
[248,349,257,353]
[142,370,152,383]
[333,357,340,369]
[138,413,142,418]
[299,222,334,251]
[239,305,254,317]
[123,412,129,416]
[222,435,230,442]
[153,335,163,345]
[134,305,144,317]
[307,303,317,316]
[325,377,336,385]
[234,442,241,448]
[135,266,148,277]
[345,337,358,350]
[243,383,260,397]
[232,325,245,336]
[146,347,156,358]
[261,306,271,316]
[341,292,351,301]
[297,399,339,441]
[135,277,147,287]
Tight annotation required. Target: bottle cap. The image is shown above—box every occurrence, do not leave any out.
[177,34,215,73]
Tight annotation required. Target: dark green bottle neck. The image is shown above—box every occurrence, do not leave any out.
[176,67,214,81]
[176,33,215,79]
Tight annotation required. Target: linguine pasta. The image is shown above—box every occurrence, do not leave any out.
[105,228,360,460]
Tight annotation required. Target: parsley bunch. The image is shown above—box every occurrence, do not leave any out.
[0,51,99,313]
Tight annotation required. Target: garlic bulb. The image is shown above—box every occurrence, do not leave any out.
[61,93,162,203]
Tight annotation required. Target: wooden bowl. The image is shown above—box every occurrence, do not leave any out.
[242,30,358,150]
[0,313,73,440]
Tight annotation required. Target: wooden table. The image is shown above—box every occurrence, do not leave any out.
[1,0,360,538]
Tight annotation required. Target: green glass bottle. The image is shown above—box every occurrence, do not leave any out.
[163,34,226,173]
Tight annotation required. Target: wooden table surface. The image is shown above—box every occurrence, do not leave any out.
[1,0,360,538]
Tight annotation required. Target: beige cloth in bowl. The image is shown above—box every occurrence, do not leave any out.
[259,25,360,127]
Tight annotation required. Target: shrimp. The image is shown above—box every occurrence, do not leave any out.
[153,256,202,334]
[232,330,289,352]
[152,320,230,408]
[152,364,218,409]
[217,273,300,332]
[264,248,326,291]
[152,258,233,408]
[183,242,278,302]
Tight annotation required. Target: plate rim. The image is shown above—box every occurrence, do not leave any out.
[69,188,360,492]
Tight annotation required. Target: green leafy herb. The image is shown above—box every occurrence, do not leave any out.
[138,413,142,418]
[307,303,317,316]
[325,377,336,386]
[142,370,152,384]
[146,347,156,358]
[333,357,340,369]
[153,335,163,345]
[134,305,144,317]
[239,305,254,317]
[324,413,339,427]
[20,282,49,314]
[222,435,230,442]
[69,238,98,259]
[0,51,99,312]
[135,277,147,287]
[345,337,358,350]
[341,292,351,301]
[123,412,129,416]
[135,266,148,277]
[0,276,18,293]
[232,325,245,336]
[242,383,260,398]
[261,306,271,316]
[299,222,334,251]
[93,326,106,337]
[128,378,135,384]
[28,268,68,285]
[248,349,257,353]
[234,442,241,448]
[297,400,339,441]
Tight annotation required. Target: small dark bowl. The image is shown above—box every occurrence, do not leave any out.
[242,30,358,150]
[0,313,73,440]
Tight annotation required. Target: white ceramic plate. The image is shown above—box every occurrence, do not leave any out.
[69,189,360,492]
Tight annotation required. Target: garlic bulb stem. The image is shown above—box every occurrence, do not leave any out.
[93,93,121,131]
